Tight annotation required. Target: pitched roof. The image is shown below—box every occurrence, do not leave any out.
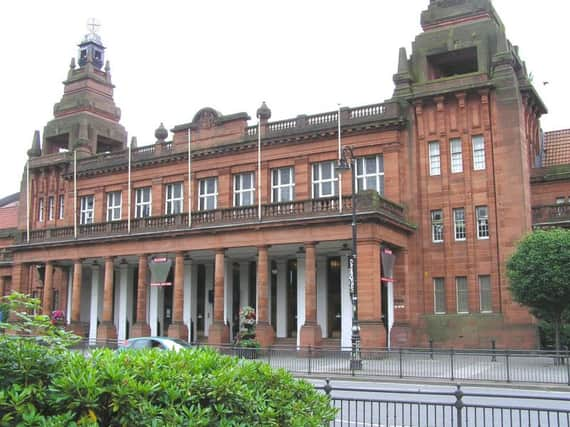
[0,192,19,208]
[543,129,570,167]
[0,206,17,230]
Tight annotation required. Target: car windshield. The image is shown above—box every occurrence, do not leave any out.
[162,338,192,350]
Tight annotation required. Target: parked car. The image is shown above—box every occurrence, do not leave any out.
[119,337,193,352]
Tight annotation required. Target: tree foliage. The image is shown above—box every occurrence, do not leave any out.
[507,228,570,351]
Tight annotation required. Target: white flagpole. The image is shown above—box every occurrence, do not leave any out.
[73,150,77,239]
[26,160,30,242]
[257,117,262,221]
[338,104,343,213]
[188,128,192,227]
[128,143,132,233]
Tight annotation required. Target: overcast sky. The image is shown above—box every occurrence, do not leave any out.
[0,1,567,198]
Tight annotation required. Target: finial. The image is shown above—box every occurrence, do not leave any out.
[70,58,76,69]
[256,101,271,120]
[397,47,410,74]
[155,123,168,142]
[105,61,110,72]
[130,136,138,149]
[27,130,42,158]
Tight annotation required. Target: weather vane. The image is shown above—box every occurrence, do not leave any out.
[87,18,101,35]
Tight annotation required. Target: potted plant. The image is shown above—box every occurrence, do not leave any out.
[51,310,65,327]
[235,306,260,359]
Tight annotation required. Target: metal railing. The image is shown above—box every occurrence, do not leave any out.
[532,203,570,226]
[318,380,570,427]
[207,345,570,386]
[71,339,570,386]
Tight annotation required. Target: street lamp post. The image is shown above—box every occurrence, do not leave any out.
[336,145,362,370]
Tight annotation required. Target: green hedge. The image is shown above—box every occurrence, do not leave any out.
[0,338,335,426]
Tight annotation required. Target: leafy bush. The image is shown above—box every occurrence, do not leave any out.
[0,341,336,426]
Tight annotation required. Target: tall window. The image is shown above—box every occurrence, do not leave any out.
[58,195,64,220]
[199,177,218,210]
[434,278,446,314]
[312,161,338,198]
[479,275,492,313]
[431,210,444,243]
[476,206,489,239]
[47,196,55,221]
[80,195,94,225]
[355,155,384,195]
[456,276,469,313]
[453,208,466,241]
[234,173,255,207]
[106,191,122,221]
[135,187,152,218]
[450,138,463,173]
[165,183,183,214]
[429,142,441,176]
[272,167,295,202]
[472,135,486,170]
[38,198,44,222]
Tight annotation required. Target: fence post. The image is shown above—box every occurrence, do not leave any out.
[399,348,403,378]
[491,340,497,362]
[429,339,434,360]
[566,347,570,386]
[450,348,455,382]
[267,347,272,366]
[505,350,511,383]
[324,378,332,396]
[308,346,312,375]
[454,385,464,427]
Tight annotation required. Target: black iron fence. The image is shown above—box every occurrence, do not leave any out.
[210,345,570,386]
[318,380,570,426]
[72,340,570,386]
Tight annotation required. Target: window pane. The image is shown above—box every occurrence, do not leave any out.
[472,135,486,170]
[479,275,492,312]
[429,142,441,176]
[434,278,445,314]
[454,208,466,240]
[456,277,469,313]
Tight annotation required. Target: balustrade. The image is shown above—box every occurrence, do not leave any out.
[21,192,406,243]
[532,203,570,226]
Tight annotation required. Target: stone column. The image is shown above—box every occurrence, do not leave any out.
[88,263,101,345]
[299,242,322,347]
[208,249,229,344]
[276,260,287,338]
[357,240,386,348]
[168,252,189,340]
[340,250,351,349]
[183,258,194,342]
[256,245,275,346]
[97,257,117,341]
[131,255,151,337]
[0,275,4,297]
[224,258,233,341]
[296,250,306,348]
[42,261,54,315]
[70,259,86,336]
[204,263,214,336]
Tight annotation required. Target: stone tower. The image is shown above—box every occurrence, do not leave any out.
[41,22,127,157]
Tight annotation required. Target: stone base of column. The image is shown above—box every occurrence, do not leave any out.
[96,321,118,345]
[67,321,88,338]
[167,321,189,341]
[130,322,151,338]
[207,321,230,345]
[360,320,386,349]
[299,322,322,348]
[255,321,275,347]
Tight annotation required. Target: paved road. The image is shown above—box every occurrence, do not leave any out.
[305,379,570,427]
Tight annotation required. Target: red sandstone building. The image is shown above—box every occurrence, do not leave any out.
[1,0,569,349]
